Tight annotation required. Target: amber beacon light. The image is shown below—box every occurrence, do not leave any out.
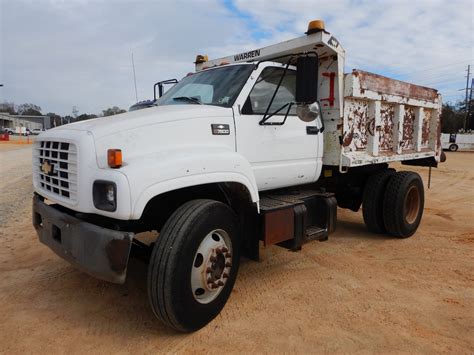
[107,149,122,168]
[305,19,325,34]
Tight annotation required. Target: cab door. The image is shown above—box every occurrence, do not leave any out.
[234,64,322,191]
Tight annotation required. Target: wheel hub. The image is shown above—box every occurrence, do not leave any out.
[405,185,420,224]
[191,229,232,304]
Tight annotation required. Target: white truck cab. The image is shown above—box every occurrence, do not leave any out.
[33,20,443,332]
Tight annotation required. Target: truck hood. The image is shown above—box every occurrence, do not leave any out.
[53,105,232,139]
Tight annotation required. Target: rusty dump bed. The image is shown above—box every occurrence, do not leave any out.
[324,70,442,168]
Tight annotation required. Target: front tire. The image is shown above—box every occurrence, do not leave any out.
[147,199,240,332]
[383,171,424,238]
[449,144,458,152]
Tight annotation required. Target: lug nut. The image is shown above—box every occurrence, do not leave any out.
[215,248,222,254]
[206,267,212,273]
[210,256,217,262]
[225,262,232,267]
[222,247,229,253]
[225,253,232,258]
[217,280,224,286]
[211,283,218,289]
[207,278,213,284]
[223,273,229,279]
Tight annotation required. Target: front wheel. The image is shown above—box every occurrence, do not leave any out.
[449,144,458,152]
[147,199,240,332]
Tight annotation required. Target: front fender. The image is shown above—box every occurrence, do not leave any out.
[119,147,259,219]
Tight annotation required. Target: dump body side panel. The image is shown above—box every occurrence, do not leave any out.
[323,70,442,168]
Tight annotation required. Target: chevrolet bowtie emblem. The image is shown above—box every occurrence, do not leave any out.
[41,160,54,175]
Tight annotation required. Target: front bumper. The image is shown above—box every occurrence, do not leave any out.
[33,195,134,284]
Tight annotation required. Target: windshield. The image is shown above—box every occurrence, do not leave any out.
[156,64,254,108]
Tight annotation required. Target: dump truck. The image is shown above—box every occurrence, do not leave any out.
[32,20,443,332]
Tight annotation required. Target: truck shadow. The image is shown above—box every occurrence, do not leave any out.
[334,219,394,241]
[48,258,188,339]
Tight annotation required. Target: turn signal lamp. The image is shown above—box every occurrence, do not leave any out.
[107,149,122,168]
[195,54,208,64]
[305,19,325,35]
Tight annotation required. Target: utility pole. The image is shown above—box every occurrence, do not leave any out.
[468,78,474,131]
[464,65,471,131]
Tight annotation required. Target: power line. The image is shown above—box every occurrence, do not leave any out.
[392,59,473,77]
[419,78,466,87]
[406,69,468,82]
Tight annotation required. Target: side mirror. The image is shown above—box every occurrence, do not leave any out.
[295,56,318,103]
[297,102,324,132]
[296,101,320,122]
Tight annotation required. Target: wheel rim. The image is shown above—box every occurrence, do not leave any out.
[191,229,232,304]
[405,185,420,224]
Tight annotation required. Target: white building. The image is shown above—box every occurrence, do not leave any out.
[0,112,51,131]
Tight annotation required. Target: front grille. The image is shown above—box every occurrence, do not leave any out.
[34,140,78,201]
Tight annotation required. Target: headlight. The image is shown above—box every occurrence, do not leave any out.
[93,180,117,212]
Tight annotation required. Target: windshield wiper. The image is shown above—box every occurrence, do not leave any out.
[173,96,202,105]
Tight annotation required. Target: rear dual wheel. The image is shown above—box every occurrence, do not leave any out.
[362,169,395,233]
[363,170,424,238]
[383,171,424,238]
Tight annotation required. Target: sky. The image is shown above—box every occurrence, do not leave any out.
[0,0,473,116]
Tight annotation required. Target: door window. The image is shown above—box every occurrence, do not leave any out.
[243,67,296,115]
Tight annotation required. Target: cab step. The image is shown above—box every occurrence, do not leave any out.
[259,189,336,251]
[305,226,328,242]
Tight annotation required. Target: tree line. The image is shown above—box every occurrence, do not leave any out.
[441,100,473,133]
[0,102,127,127]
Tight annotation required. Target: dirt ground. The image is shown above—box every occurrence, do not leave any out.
[0,143,473,353]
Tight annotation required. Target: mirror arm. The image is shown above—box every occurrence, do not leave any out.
[260,60,292,124]
[320,114,325,133]
[259,102,294,126]
[259,51,319,125]
[153,79,178,101]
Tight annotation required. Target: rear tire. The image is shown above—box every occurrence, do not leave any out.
[383,171,424,238]
[362,169,395,233]
[449,144,458,152]
[147,199,240,332]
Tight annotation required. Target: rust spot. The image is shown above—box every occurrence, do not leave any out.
[402,106,415,150]
[345,100,368,150]
[367,119,375,136]
[342,130,353,147]
[422,110,431,147]
[354,70,438,101]
[379,104,394,151]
